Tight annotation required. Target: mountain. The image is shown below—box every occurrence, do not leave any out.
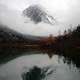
[0,24,44,43]
[0,25,24,41]
[23,4,56,25]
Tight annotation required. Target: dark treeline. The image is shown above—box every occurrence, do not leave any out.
[52,25,80,68]
[35,25,80,68]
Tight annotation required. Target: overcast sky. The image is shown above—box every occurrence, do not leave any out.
[0,0,80,36]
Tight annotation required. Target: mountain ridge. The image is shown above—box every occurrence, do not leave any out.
[0,24,46,42]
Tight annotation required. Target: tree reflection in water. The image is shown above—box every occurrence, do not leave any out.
[40,48,80,68]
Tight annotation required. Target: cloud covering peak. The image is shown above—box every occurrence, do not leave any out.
[23,4,56,25]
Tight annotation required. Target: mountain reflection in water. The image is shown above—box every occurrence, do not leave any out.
[22,66,55,80]
[0,49,80,80]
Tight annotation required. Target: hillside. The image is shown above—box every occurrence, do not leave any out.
[0,24,46,47]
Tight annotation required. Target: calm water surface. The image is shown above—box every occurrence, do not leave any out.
[0,50,80,80]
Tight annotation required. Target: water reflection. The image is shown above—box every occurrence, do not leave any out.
[40,48,80,68]
[22,66,54,80]
[22,64,57,80]
[0,49,80,80]
[0,48,80,68]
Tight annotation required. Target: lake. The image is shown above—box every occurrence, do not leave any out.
[0,49,80,80]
